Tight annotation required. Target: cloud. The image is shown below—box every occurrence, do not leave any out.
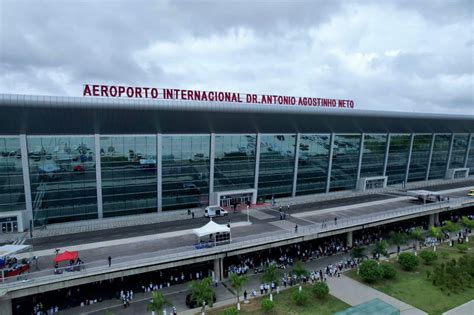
[0,0,472,114]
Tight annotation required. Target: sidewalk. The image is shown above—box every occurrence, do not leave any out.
[327,275,427,315]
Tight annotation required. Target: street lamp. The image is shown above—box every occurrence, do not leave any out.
[246,205,250,223]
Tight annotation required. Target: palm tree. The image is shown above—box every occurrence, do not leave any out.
[261,263,281,301]
[292,260,309,292]
[428,226,443,251]
[189,277,215,315]
[389,231,408,255]
[147,292,171,315]
[351,245,366,259]
[441,221,459,245]
[410,227,424,251]
[229,273,248,310]
[371,240,388,258]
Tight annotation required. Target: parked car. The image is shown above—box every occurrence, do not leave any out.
[204,206,228,218]
[185,292,216,309]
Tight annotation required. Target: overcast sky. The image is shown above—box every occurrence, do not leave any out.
[0,0,472,114]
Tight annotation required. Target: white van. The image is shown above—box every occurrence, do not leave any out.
[204,206,229,218]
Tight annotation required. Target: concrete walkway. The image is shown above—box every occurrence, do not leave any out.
[327,275,427,315]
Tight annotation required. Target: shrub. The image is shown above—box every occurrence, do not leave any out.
[420,250,438,265]
[380,264,396,279]
[398,252,419,271]
[261,299,274,313]
[291,290,310,306]
[219,307,239,315]
[359,259,383,282]
[456,244,468,253]
[441,251,449,260]
[312,282,329,299]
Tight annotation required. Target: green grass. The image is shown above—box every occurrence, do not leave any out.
[346,241,474,315]
[209,285,350,315]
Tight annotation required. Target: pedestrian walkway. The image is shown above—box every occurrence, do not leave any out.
[327,275,427,315]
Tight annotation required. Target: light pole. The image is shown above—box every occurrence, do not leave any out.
[246,205,250,223]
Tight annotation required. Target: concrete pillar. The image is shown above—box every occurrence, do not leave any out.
[346,231,353,247]
[292,133,301,197]
[464,133,472,168]
[209,133,216,199]
[213,258,223,281]
[382,133,391,177]
[405,133,415,184]
[325,133,335,193]
[253,134,261,204]
[0,298,12,315]
[19,134,33,225]
[445,133,455,177]
[426,133,436,181]
[356,133,365,181]
[429,213,435,228]
[157,134,162,212]
[94,134,103,219]
[434,213,439,226]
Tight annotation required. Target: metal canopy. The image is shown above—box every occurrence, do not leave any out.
[0,94,473,135]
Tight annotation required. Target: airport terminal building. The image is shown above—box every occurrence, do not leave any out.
[1,90,474,232]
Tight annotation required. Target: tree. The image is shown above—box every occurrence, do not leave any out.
[389,231,408,254]
[292,260,309,292]
[351,245,366,259]
[229,273,248,310]
[460,216,474,229]
[147,292,171,315]
[428,227,443,248]
[419,250,438,265]
[359,259,383,282]
[261,298,274,313]
[312,282,329,299]
[410,227,425,250]
[189,277,215,315]
[442,221,460,242]
[261,263,281,301]
[372,240,388,258]
[398,252,419,271]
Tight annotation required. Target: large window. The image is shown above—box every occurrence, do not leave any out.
[0,137,25,212]
[408,134,432,182]
[360,134,387,178]
[386,134,411,185]
[329,134,361,192]
[296,134,330,196]
[467,134,474,174]
[428,134,451,180]
[449,134,469,169]
[214,135,256,192]
[28,136,97,224]
[258,134,296,199]
[162,135,210,210]
[101,136,157,217]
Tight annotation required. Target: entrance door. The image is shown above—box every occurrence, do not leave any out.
[1,222,6,233]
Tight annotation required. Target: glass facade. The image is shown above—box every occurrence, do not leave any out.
[329,134,361,192]
[258,134,296,199]
[28,136,97,224]
[449,134,469,169]
[467,134,474,174]
[385,134,411,185]
[296,134,330,195]
[101,136,157,218]
[214,135,256,192]
[162,135,210,210]
[360,134,387,178]
[428,134,451,180]
[407,134,432,182]
[0,137,25,212]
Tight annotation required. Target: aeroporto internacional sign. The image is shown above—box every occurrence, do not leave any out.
[83,84,355,109]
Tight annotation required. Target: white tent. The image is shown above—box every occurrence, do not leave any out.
[193,219,230,238]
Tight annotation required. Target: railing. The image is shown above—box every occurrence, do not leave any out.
[1,197,472,290]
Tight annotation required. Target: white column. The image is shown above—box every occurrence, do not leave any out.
[291,133,301,197]
[209,133,216,201]
[425,133,436,181]
[19,135,33,225]
[382,133,391,177]
[253,134,261,204]
[325,133,335,193]
[464,133,472,168]
[445,133,455,177]
[157,133,162,212]
[356,133,365,181]
[405,133,415,184]
[346,231,353,247]
[94,134,103,219]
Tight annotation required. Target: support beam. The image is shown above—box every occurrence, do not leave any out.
[426,133,436,181]
[346,231,353,248]
[209,133,216,199]
[382,133,391,177]
[428,213,435,228]
[19,135,33,225]
[325,133,335,193]
[445,133,455,177]
[94,134,103,219]
[213,258,221,282]
[464,133,472,168]
[157,133,162,212]
[292,133,301,197]
[253,133,261,204]
[0,298,12,315]
[404,133,415,184]
[356,133,365,181]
